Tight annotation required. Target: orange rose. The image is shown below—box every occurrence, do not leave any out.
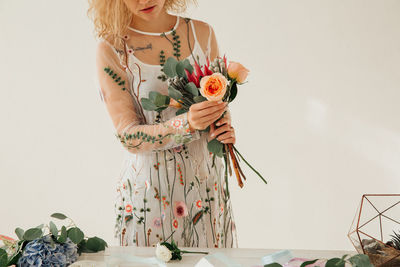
[227,61,249,84]
[199,73,228,102]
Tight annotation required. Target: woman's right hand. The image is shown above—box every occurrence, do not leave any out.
[187,101,228,131]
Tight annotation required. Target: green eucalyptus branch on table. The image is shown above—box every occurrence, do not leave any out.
[264,253,373,267]
[0,212,107,267]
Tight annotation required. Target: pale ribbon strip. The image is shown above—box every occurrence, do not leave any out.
[70,252,242,267]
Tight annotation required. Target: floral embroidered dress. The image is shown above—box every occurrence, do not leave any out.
[95,16,238,248]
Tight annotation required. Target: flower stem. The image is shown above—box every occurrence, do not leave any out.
[180,250,209,254]
[232,145,267,184]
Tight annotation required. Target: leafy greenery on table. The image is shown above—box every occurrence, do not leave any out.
[0,212,108,267]
[264,253,373,267]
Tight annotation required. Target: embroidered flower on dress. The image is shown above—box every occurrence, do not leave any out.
[173,201,188,218]
[172,219,178,229]
[161,211,166,221]
[171,118,183,129]
[152,217,162,228]
[145,180,150,192]
[173,145,183,153]
[125,204,133,213]
[196,200,202,208]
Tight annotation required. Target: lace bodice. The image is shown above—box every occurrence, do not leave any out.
[95,16,218,154]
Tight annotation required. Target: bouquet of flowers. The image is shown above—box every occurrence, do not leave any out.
[0,213,107,267]
[141,55,267,194]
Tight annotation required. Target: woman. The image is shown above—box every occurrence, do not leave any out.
[88,0,238,248]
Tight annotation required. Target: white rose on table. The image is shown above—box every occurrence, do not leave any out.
[155,242,172,263]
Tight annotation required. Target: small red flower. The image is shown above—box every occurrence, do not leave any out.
[196,200,202,208]
[173,219,178,229]
[125,204,133,213]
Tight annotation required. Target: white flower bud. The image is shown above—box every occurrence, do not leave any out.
[155,243,172,262]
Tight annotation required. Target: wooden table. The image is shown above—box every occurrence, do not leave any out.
[76,246,356,266]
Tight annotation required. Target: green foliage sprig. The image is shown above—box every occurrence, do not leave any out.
[116,131,172,150]
[264,254,373,267]
[104,67,126,91]
[0,213,108,267]
[390,230,400,250]
[144,56,198,117]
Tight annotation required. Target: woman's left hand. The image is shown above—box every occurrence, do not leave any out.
[208,111,236,145]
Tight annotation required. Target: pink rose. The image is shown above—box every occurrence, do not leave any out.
[173,201,188,218]
[227,61,249,83]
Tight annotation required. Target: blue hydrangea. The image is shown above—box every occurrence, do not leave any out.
[18,235,78,267]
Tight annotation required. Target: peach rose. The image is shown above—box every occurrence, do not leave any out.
[227,61,249,84]
[199,73,228,102]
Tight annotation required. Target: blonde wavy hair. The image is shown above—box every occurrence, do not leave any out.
[87,0,195,49]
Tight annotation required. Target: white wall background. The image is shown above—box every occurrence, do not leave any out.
[1,0,399,251]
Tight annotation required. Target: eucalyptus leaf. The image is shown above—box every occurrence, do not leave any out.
[341,254,349,260]
[148,91,160,102]
[15,228,24,240]
[348,254,374,267]
[207,139,223,157]
[85,237,107,252]
[228,82,238,102]
[193,95,207,103]
[154,94,169,107]
[264,264,282,267]
[163,57,178,77]
[77,239,92,254]
[325,258,344,267]
[182,58,194,74]
[36,224,44,230]
[176,61,187,79]
[184,82,199,96]
[140,98,157,111]
[168,86,183,101]
[58,226,67,243]
[68,227,84,244]
[0,249,7,267]
[51,213,68,220]
[23,228,43,241]
[300,259,318,267]
[49,221,58,238]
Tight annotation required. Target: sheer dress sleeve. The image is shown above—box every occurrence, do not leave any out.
[95,40,201,154]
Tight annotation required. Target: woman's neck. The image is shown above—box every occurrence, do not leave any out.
[130,12,177,33]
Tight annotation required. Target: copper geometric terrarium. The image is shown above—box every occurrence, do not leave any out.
[348,194,400,267]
